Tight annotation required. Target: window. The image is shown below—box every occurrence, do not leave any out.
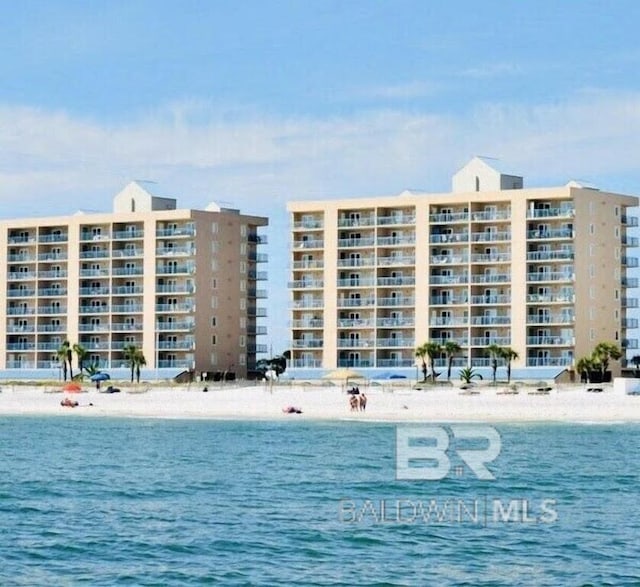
[212,335,217,345]
[211,317,216,327]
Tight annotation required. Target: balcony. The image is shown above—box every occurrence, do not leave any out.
[622,277,639,288]
[527,336,573,345]
[80,232,111,242]
[526,293,574,303]
[156,246,194,256]
[622,298,639,308]
[39,233,68,243]
[290,279,325,288]
[113,266,144,276]
[112,248,144,258]
[38,324,65,332]
[337,257,375,268]
[377,317,415,327]
[293,219,323,230]
[79,287,110,295]
[471,210,510,221]
[377,235,415,246]
[470,337,511,346]
[470,294,510,304]
[112,304,145,313]
[7,307,36,315]
[336,278,375,287]
[39,270,68,279]
[378,296,415,307]
[292,339,324,348]
[291,299,324,310]
[431,295,469,305]
[622,256,639,268]
[526,250,574,261]
[290,358,324,368]
[80,269,109,277]
[156,224,196,238]
[471,273,510,284]
[527,228,574,239]
[292,319,324,328]
[294,239,324,249]
[470,231,511,242]
[155,303,193,312]
[430,317,468,326]
[7,254,36,263]
[431,254,469,265]
[337,359,373,368]
[470,316,511,325]
[376,358,416,367]
[155,284,192,294]
[430,233,469,244]
[7,343,36,351]
[527,207,574,219]
[337,298,375,308]
[337,318,375,328]
[8,235,36,244]
[157,360,193,368]
[430,274,468,285]
[7,325,36,333]
[38,288,67,296]
[338,215,375,227]
[292,260,324,270]
[470,253,510,263]
[429,212,469,223]
[377,255,415,266]
[622,215,639,226]
[527,271,573,282]
[376,338,413,347]
[338,237,375,248]
[7,271,37,281]
[80,306,109,314]
[377,276,415,286]
[39,306,67,314]
[158,340,195,350]
[38,252,67,261]
[527,314,574,324]
[378,214,416,225]
[337,339,374,348]
[113,228,144,239]
[80,250,110,259]
[156,264,195,275]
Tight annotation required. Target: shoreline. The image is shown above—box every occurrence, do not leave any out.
[1,382,639,423]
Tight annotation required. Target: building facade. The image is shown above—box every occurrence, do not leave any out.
[287,158,639,379]
[0,182,268,379]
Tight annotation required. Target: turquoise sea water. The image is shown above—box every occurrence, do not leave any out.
[1,417,639,586]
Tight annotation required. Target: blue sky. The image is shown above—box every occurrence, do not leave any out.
[1,0,640,352]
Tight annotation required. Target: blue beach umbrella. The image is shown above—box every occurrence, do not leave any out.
[90,372,111,382]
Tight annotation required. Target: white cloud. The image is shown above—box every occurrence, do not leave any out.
[2,91,640,350]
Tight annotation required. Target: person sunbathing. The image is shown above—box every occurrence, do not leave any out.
[60,397,79,408]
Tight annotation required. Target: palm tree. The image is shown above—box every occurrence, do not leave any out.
[486,343,503,384]
[442,341,461,381]
[459,366,483,385]
[123,344,139,382]
[134,349,147,383]
[415,343,429,382]
[500,347,519,383]
[66,340,74,380]
[576,356,594,384]
[73,342,88,375]
[57,340,70,381]
[592,342,622,381]
[416,341,442,383]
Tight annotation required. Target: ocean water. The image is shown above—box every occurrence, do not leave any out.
[1,417,639,586]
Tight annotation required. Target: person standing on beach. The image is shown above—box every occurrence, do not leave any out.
[359,393,367,411]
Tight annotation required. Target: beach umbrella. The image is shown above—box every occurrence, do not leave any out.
[62,381,83,393]
[90,372,111,382]
[376,372,407,380]
[322,368,365,381]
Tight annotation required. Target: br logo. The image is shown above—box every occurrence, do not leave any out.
[396,425,501,480]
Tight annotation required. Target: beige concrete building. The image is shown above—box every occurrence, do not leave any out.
[0,182,268,379]
[287,158,639,379]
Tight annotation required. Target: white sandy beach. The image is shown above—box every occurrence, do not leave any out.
[0,380,640,422]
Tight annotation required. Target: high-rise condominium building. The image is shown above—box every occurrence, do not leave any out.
[287,158,639,379]
[1,182,268,379]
